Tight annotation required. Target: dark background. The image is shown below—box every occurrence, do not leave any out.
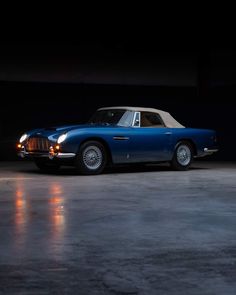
[0,30,236,161]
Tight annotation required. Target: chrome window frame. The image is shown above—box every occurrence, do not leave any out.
[132,111,140,127]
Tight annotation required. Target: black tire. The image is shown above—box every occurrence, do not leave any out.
[75,141,107,175]
[170,141,193,171]
[34,158,60,173]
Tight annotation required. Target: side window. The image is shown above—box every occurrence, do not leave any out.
[118,111,133,127]
[141,112,165,127]
[133,112,140,127]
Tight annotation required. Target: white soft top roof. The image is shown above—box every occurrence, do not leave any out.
[98,106,184,128]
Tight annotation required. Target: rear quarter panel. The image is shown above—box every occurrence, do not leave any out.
[169,128,217,156]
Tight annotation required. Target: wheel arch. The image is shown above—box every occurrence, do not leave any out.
[78,137,113,164]
[175,138,197,156]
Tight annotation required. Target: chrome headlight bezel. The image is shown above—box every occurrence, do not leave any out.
[19,133,28,143]
[57,133,67,144]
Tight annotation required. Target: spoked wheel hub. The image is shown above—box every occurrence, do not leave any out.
[176,144,191,166]
[82,145,103,170]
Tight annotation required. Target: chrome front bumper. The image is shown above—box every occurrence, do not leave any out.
[18,147,76,159]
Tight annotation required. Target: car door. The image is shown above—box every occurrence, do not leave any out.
[126,111,173,162]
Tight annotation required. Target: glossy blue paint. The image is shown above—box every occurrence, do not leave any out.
[17,109,218,165]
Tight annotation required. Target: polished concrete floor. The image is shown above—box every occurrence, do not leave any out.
[0,161,236,294]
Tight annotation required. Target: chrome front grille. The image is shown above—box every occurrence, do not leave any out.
[27,137,50,152]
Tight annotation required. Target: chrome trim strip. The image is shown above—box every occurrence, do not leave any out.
[113,136,130,140]
[56,153,76,158]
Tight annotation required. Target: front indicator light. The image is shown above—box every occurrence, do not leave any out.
[49,145,60,159]
[17,144,22,149]
[49,146,55,159]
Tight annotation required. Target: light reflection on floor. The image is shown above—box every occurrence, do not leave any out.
[1,161,236,294]
[49,182,65,245]
[14,181,27,251]
[13,180,66,258]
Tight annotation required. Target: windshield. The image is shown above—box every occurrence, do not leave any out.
[88,109,131,126]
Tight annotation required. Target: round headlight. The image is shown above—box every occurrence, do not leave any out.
[57,133,67,144]
[19,133,28,143]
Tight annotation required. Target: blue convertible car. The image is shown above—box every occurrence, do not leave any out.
[17,106,218,174]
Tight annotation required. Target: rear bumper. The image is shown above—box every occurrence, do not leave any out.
[195,147,219,158]
[203,148,219,154]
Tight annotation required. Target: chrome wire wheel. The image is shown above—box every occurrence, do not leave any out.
[76,141,107,175]
[176,144,191,166]
[82,145,103,170]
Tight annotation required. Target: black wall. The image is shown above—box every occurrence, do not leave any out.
[0,81,235,161]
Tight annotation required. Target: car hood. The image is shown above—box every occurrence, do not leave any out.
[43,123,116,132]
[43,124,90,132]
[29,123,116,139]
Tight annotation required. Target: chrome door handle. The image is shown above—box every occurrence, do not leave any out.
[113,136,130,140]
[165,132,172,135]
